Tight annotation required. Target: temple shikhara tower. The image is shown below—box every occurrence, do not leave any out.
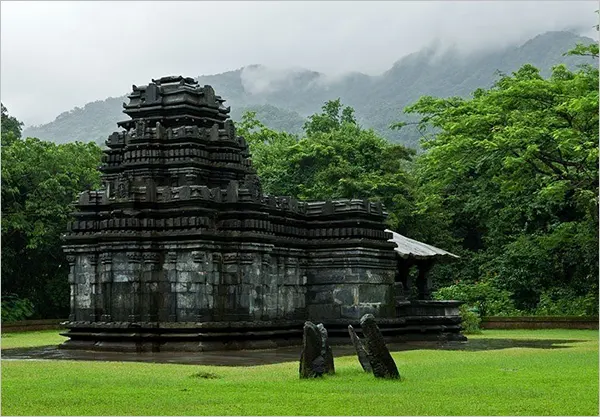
[62,76,463,351]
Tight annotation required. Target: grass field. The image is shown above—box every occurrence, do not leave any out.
[0,329,66,350]
[1,329,598,416]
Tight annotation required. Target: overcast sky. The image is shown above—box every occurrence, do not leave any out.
[1,1,597,127]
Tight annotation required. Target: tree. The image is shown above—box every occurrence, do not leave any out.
[1,103,24,145]
[303,98,357,136]
[238,100,417,233]
[1,110,103,318]
[395,45,599,312]
[236,111,301,197]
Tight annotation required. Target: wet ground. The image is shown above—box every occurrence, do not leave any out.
[0,338,583,367]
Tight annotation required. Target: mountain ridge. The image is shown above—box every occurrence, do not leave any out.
[22,31,597,148]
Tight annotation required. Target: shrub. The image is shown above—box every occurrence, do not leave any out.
[459,304,482,334]
[433,280,520,317]
[1,294,34,323]
[534,288,599,316]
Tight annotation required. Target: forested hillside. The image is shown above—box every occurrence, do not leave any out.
[22,31,595,148]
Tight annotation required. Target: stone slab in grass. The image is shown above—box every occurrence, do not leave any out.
[360,313,400,379]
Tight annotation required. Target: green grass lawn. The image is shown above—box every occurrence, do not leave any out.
[0,330,66,350]
[1,329,598,416]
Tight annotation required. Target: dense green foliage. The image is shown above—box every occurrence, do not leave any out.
[22,31,595,148]
[238,99,417,233]
[535,288,599,316]
[433,281,520,317]
[1,104,24,144]
[1,117,103,318]
[1,294,35,323]
[402,44,599,314]
[2,330,598,415]
[237,38,599,316]
[456,305,482,334]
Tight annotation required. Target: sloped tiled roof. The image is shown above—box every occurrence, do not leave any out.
[386,229,459,261]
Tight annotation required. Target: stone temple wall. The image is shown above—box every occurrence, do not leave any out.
[68,244,308,324]
[305,247,396,321]
[65,197,397,326]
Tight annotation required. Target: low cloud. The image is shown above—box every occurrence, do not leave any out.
[240,65,312,95]
[1,1,597,126]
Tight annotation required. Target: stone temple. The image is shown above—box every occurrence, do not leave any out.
[61,76,464,352]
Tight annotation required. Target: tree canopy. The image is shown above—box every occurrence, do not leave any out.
[1,111,103,318]
[395,45,599,312]
[238,99,417,233]
[1,103,24,145]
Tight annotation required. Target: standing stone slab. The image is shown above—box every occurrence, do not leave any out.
[317,323,335,375]
[348,324,372,373]
[299,321,325,378]
[360,314,400,379]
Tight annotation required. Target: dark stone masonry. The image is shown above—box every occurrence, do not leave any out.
[61,76,464,352]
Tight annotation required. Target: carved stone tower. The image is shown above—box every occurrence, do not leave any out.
[61,76,462,352]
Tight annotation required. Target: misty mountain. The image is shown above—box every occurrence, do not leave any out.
[23,31,596,148]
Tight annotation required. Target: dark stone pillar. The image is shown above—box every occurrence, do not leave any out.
[360,314,400,379]
[415,261,434,300]
[348,324,372,373]
[299,321,325,378]
[99,253,112,321]
[317,323,335,375]
[396,258,414,299]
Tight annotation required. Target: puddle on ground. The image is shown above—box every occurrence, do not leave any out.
[0,338,583,366]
